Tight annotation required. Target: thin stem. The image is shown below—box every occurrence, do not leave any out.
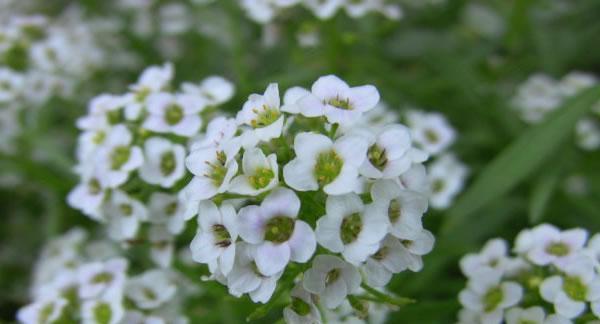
[360,283,415,307]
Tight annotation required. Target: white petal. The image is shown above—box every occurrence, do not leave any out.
[540,276,563,302]
[283,159,318,191]
[315,215,344,252]
[256,242,290,276]
[293,132,332,159]
[288,221,316,262]
[237,205,266,244]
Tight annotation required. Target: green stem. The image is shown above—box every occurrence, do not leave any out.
[328,123,339,139]
[360,283,415,307]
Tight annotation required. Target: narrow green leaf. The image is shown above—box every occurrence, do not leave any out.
[441,85,600,235]
[528,168,561,224]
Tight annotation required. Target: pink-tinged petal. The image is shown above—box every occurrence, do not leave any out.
[237,205,266,244]
[288,221,316,262]
[255,242,290,276]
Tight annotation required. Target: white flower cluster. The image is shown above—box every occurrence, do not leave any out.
[458,223,600,324]
[68,63,234,267]
[512,72,600,151]
[180,74,434,322]
[0,8,134,153]
[404,109,469,210]
[240,0,402,24]
[17,228,193,324]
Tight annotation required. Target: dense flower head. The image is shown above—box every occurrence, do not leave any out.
[17,228,193,324]
[177,74,435,322]
[457,223,600,323]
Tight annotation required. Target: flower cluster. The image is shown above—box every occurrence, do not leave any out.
[457,223,600,323]
[17,228,193,324]
[512,72,600,151]
[240,0,402,24]
[181,74,434,322]
[404,109,469,210]
[68,63,234,267]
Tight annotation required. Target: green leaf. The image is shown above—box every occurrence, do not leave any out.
[441,85,600,236]
[528,167,562,224]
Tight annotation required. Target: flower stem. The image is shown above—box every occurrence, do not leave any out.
[360,283,416,307]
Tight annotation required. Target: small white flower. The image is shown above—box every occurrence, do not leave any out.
[460,239,510,278]
[363,235,415,287]
[229,147,279,195]
[104,190,148,241]
[149,225,174,268]
[139,137,186,188]
[95,124,144,188]
[304,0,345,19]
[67,171,109,220]
[148,192,191,234]
[505,306,545,324]
[398,163,430,195]
[558,72,596,97]
[17,298,68,324]
[280,86,311,114]
[406,110,456,156]
[189,116,237,150]
[238,188,316,275]
[76,94,126,131]
[283,284,321,324]
[297,75,380,125]
[190,200,238,275]
[226,243,283,303]
[396,228,435,272]
[130,63,173,95]
[81,297,124,324]
[302,255,361,309]
[428,153,469,209]
[527,225,588,269]
[575,118,600,151]
[126,269,177,310]
[512,74,562,124]
[236,83,284,144]
[144,92,205,136]
[315,193,387,265]
[77,258,127,299]
[370,179,427,240]
[181,76,235,106]
[0,68,24,102]
[540,258,600,319]
[284,132,369,195]
[459,269,523,324]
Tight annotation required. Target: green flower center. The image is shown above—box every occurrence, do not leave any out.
[373,246,389,261]
[519,321,537,324]
[160,151,177,176]
[326,96,353,110]
[388,199,401,224]
[546,242,570,257]
[264,216,295,243]
[88,178,102,195]
[110,145,131,170]
[119,203,133,216]
[107,110,122,124]
[22,25,45,40]
[143,288,156,300]
[165,202,178,215]
[212,224,232,248]
[340,213,362,244]
[135,87,151,102]
[92,131,106,145]
[424,129,439,143]
[432,179,445,193]
[314,150,343,186]
[325,269,341,285]
[248,167,275,190]
[165,104,184,125]
[3,43,28,71]
[290,297,311,316]
[483,286,504,312]
[93,302,112,324]
[563,276,587,301]
[250,105,280,128]
[367,144,388,171]
[204,151,228,187]
[39,303,55,323]
[92,272,113,284]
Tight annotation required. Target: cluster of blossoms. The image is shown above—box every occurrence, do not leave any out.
[403,109,469,210]
[457,223,600,324]
[0,7,134,153]
[512,72,600,151]
[68,63,234,268]
[240,0,402,24]
[17,228,194,324]
[180,74,435,322]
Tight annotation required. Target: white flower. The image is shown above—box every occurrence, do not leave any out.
[126,269,177,310]
[158,3,191,35]
[428,153,468,209]
[236,83,284,144]
[315,193,387,265]
[143,92,205,136]
[104,191,148,241]
[304,0,345,19]
[77,258,127,299]
[460,239,510,278]
[130,63,173,95]
[139,137,186,188]
[241,0,278,24]
[283,132,369,195]
[526,225,588,269]
[148,192,191,234]
[229,148,279,195]
[395,228,435,272]
[458,269,523,324]
[149,225,174,268]
[398,163,430,195]
[67,171,109,220]
[81,297,124,324]
[17,298,68,324]
[370,179,427,240]
[558,72,596,97]
[363,235,415,287]
[181,76,235,106]
[512,74,562,124]
[76,94,126,131]
[0,68,24,102]
[297,75,380,125]
[280,86,311,114]
[575,118,600,151]
[190,200,238,275]
[302,255,361,309]
[540,258,600,319]
[359,124,427,179]
[189,116,237,150]
[226,243,283,303]
[505,306,545,324]
[95,125,144,188]
[406,110,456,156]
[238,188,316,275]
[283,285,321,324]
[182,139,240,201]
